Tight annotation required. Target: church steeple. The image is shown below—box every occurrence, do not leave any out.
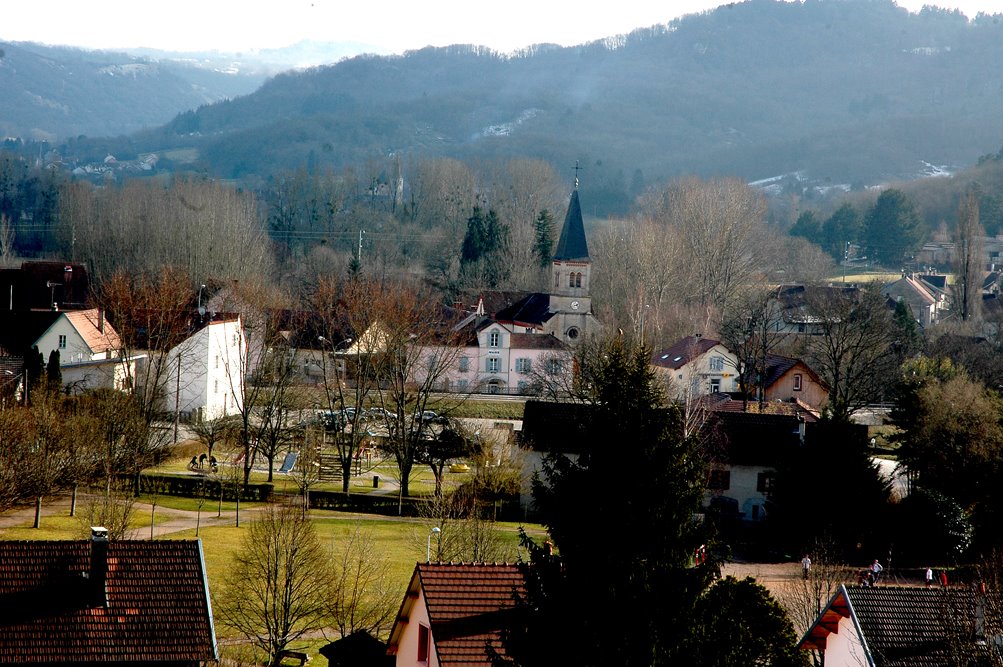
[553,188,589,262]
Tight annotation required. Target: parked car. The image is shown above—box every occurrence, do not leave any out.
[365,407,397,421]
[415,410,448,425]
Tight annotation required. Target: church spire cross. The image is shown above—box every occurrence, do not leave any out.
[573,160,582,189]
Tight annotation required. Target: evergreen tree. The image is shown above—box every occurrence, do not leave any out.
[460,206,510,288]
[45,349,61,394]
[821,203,861,260]
[504,337,718,665]
[532,209,554,268]
[789,210,822,244]
[863,189,924,268]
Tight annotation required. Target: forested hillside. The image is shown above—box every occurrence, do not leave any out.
[63,0,1003,209]
[0,42,266,140]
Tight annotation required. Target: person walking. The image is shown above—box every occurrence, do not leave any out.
[925,567,934,588]
[801,554,812,580]
[940,570,948,587]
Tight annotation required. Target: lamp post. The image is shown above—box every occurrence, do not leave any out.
[427,526,441,563]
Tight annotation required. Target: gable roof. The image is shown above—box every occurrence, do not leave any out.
[761,354,829,392]
[64,308,122,355]
[651,336,722,370]
[387,562,527,666]
[800,584,993,666]
[0,539,217,664]
[552,189,589,262]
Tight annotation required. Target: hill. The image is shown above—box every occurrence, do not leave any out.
[69,0,1003,201]
[0,41,267,141]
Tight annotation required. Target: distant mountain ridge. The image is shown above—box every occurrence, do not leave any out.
[10,0,1003,203]
[0,41,268,140]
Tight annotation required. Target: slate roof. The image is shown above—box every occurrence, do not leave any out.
[387,562,527,666]
[552,189,589,262]
[493,293,553,328]
[0,539,217,664]
[651,336,721,370]
[800,584,994,666]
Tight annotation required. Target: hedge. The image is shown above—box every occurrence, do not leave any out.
[139,473,273,502]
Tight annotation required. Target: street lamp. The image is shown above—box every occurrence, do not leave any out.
[427,526,441,563]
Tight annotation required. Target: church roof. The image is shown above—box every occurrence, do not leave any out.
[553,189,589,262]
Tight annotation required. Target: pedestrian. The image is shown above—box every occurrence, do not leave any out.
[199,453,207,469]
[870,559,883,585]
[801,554,811,580]
[189,455,198,470]
[940,570,948,587]
[925,567,934,588]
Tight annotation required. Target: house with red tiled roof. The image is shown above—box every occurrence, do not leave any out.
[0,308,137,394]
[799,584,998,665]
[386,562,527,667]
[0,527,217,665]
[651,335,739,399]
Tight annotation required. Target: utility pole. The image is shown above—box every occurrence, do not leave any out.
[173,355,181,443]
[358,229,365,264]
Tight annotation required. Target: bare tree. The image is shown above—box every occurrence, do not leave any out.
[719,285,789,410]
[326,523,400,639]
[801,283,899,421]
[953,190,985,324]
[217,504,330,666]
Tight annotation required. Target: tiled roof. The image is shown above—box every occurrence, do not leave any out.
[64,309,122,355]
[0,540,217,664]
[761,354,829,392]
[651,336,720,369]
[388,562,527,666]
[801,584,994,666]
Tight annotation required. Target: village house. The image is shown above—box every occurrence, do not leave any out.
[799,584,999,665]
[882,274,949,327]
[157,312,245,422]
[0,527,218,665]
[386,562,527,667]
[651,335,740,399]
[0,307,137,394]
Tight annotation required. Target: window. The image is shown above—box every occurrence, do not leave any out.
[568,273,575,288]
[489,331,500,348]
[708,356,724,372]
[417,624,430,662]
[757,472,774,494]
[515,358,532,373]
[707,469,731,490]
[487,358,500,373]
[214,379,219,394]
[710,378,721,393]
[58,335,66,349]
[554,271,560,289]
[215,355,220,369]
[458,379,469,391]
[575,272,582,288]
[459,357,469,372]
[547,359,563,374]
[566,327,579,340]
[793,373,803,391]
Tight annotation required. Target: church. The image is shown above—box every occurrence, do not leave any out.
[437,184,600,394]
[467,184,600,346]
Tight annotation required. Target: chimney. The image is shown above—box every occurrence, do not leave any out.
[97,308,105,334]
[89,526,109,608]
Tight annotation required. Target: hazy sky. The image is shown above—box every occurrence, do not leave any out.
[2,0,1000,55]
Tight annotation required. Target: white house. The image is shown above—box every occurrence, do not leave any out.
[651,335,740,399]
[28,308,137,393]
[160,313,245,422]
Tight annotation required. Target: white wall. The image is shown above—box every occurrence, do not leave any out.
[822,613,871,666]
[395,587,439,667]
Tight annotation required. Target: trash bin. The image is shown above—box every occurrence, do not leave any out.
[373,475,380,488]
